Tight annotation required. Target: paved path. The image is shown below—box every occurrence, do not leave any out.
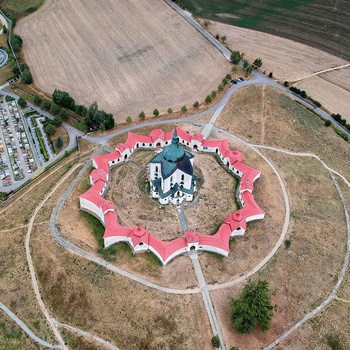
[177,205,188,232]
[191,254,226,350]
[54,320,120,350]
[0,301,60,349]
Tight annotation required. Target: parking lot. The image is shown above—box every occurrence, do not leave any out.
[0,97,54,189]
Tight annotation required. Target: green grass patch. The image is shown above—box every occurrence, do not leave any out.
[0,0,44,20]
[5,95,15,102]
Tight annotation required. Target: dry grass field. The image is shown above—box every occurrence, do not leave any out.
[208,21,350,119]
[16,0,230,122]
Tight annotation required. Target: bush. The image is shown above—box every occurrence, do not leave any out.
[284,81,289,87]
[139,111,146,120]
[225,74,232,80]
[230,280,275,333]
[11,34,23,52]
[53,116,62,127]
[325,120,332,127]
[41,99,52,111]
[211,90,217,98]
[218,84,224,92]
[50,103,60,116]
[205,95,212,104]
[215,33,220,39]
[230,50,241,64]
[193,101,199,108]
[45,123,56,135]
[211,335,220,348]
[181,105,187,113]
[21,69,33,84]
[34,95,43,106]
[59,108,68,120]
[222,78,228,86]
[126,116,132,123]
[167,108,173,114]
[284,239,291,248]
[55,136,63,148]
[268,72,273,78]
[3,25,7,34]
[17,97,27,108]
[153,108,159,116]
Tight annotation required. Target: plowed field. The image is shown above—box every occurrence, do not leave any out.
[16,0,230,121]
[180,0,350,60]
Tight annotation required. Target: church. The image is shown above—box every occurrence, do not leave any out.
[148,129,197,205]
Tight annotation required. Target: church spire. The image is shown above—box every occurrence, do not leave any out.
[172,128,179,144]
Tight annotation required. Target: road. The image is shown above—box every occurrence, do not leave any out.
[1,4,350,348]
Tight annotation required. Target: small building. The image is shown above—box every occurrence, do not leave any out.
[148,129,197,205]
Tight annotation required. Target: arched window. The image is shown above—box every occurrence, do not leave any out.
[155,166,158,173]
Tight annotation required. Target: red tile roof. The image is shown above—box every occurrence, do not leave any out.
[80,127,265,264]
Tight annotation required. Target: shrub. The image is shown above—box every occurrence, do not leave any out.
[218,84,224,92]
[284,81,289,87]
[17,97,27,108]
[325,120,332,127]
[193,101,199,108]
[34,95,43,106]
[268,72,273,78]
[50,103,60,116]
[167,108,173,114]
[153,108,159,116]
[211,90,217,98]
[205,95,212,104]
[3,25,7,34]
[126,116,132,123]
[284,239,291,248]
[211,335,220,348]
[56,136,63,148]
[59,108,68,120]
[215,33,220,39]
[222,78,228,86]
[139,111,146,120]
[181,105,187,113]
[41,99,52,111]
[21,69,33,84]
[225,74,232,80]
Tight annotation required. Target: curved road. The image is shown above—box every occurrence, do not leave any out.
[1,4,350,348]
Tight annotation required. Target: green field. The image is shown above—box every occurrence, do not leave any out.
[0,0,44,20]
[179,0,350,60]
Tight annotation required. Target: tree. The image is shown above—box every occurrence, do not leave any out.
[21,69,33,84]
[225,74,232,80]
[243,60,249,69]
[52,116,62,127]
[245,64,253,75]
[253,58,263,68]
[193,101,199,108]
[52,89,75,110]
[181,105,187,113]
[41,99,52,111]
[203,20,210,28]
[17,97,27,108]
[222,78,228,86]
[231,347,239,350]
[59,108,68,120]
[205,95,212,104]
[45,123,56,135]
[11,34,23,52]
[126,116,132,123]
[153,108,159,117]
[3,25,7,34]
[211,335,220,348]
[218,84,224,92]
[284,81,289,87]
[55,136,63,148]
[230,280,275,334]
[211,90,217,99]
[230,50,241,64]
[139,111,146,120]
[167,108,173,114]
[50,103,60,116]
[221,35,227,43]
[75,104,88,116]
[20,62,29,71]
[34,95,43,106]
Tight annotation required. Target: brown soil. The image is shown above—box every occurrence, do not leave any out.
[208,21,350,120]
[16,0,230,122]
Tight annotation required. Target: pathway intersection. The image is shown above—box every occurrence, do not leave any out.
[1,2,350,348]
